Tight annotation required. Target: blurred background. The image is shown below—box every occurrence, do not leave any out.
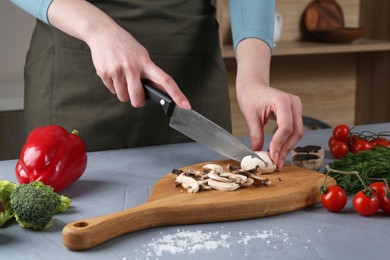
[1,0,389,160]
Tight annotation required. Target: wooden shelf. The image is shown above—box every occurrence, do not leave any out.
[222,38,390,58]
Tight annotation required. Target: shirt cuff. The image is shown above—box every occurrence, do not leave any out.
[10,0,53,24]
[233,29,274,52]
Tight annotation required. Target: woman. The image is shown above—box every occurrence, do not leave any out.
[10,0,303,169]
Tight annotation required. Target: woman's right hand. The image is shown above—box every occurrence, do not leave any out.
[48,0,191,109]
[86,25,191,109]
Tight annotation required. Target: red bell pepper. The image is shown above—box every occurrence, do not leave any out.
[15,125,87,192]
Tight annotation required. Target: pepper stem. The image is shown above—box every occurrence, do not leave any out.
[71,130,79,135]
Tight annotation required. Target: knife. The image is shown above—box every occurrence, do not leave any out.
[142,80,259,162]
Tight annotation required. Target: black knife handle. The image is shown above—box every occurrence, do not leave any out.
[142,80,175,117]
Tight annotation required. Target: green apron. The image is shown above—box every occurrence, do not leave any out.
[24,0,231,152]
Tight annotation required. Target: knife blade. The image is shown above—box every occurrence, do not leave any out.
[143,80,259,162]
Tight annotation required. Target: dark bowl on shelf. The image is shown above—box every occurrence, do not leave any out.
[309,27,364,43]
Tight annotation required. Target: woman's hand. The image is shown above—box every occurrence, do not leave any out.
[86,25,191,109]
[235,39,303,169]
[48,0,191,109]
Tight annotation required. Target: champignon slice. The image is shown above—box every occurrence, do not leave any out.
[255,151,277,173]
[207,172,234,182]
[186,169,205,178]
[202,164,224,173]
[239,177,254,188]
[241,151,277,174]
[181,182,190,189]
[248,173,271,185]
[220,172,248,184]
[207,178,240,191]
[240,155,262,173]
[175,174,200,193]
[197,179,212,190]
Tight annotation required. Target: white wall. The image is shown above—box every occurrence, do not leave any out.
[0,1,35,111]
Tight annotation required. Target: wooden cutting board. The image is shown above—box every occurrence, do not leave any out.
[62,160,336,250]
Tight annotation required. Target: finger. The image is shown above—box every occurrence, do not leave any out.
[277,97,304,169]
[144,64,191,110]
[245,111,265,152]
[101,77,116,95]
[112,72,130,103]
[270,96,304,169]
[269,96,294,168]
[126,72,145,108]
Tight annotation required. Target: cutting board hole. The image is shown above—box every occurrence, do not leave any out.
[73,222,88,228]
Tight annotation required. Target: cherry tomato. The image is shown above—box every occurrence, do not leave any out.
[353,190,380,217]
[352,140,374,154]
[328,136,336,149]
[379,193,390,215]
[370,182,387,198]
[321,185,347,212]
[370,182,390,214]
[330,141,350,159]
[347,134,361,150]
[371,138,390,148]
[333,124,350,142]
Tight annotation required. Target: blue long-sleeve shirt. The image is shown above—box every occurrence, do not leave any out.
[10,0,275,50]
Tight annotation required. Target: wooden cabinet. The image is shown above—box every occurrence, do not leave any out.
[216,0,390,137]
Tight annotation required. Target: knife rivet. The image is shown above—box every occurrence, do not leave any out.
[160,99,165,106]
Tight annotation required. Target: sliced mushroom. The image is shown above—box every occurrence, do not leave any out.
[184,169,204,178]
[181,182,192,189]
[220,172,248,184]
[174,159,273,193]
[202,164,224,173]
[248,173,271,186]
[207,172,234,183]
[240,155,262,173]
[227,164,239,173]
[239,177,254,187]
[241,151,277,174]
[197,179,212,190]
[172,169,184,175]
[255,151,277,174]
[175,174,200,193]
[207,178,240,191]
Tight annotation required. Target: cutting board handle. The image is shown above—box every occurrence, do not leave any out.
[62,201,167,250]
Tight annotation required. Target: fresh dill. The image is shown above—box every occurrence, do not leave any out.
[328,147,390,194]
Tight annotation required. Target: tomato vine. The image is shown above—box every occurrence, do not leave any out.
[328,124,390,159]
[321,164,390,216]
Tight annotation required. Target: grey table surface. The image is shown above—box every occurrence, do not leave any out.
[1,122,389,260]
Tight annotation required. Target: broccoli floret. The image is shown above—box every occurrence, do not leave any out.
[10,181,71,230]
[57,195,71,213]
[0,180,18,227]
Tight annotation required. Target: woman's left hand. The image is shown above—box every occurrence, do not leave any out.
[235,39,304,169]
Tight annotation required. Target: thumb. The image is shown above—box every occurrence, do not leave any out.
[144,64,191,110]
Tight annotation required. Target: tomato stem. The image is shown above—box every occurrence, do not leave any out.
[349,130,390,141]
[321,167,331,187]
[319,185,328,194]
[384,178,389,190]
